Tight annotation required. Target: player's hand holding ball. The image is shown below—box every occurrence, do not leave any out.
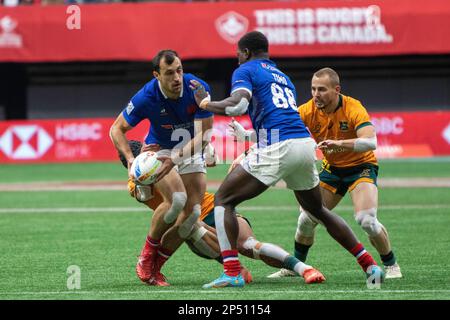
[129,151,162,185]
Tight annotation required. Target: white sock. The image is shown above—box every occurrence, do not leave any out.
[214,206,231,251]
[294,261,312,276]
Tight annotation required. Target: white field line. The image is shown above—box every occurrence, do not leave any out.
[0,182,125,192]
[1,177,450,192]
[0,289,449,296]
[0,204,449,214]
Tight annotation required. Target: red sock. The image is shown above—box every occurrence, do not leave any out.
[142,235,160,256]
[222,250,241,277]
[351,243,377,272]
[155,246,173,272]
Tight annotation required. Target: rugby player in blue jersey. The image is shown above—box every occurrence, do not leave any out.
[190,31,384,288]
[110,50,213,286]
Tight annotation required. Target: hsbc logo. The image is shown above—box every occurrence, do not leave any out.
[215,11,249,44]
[372,117,404,135]
[0,125,53,159]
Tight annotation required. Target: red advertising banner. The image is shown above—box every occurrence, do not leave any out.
[371,111,450,159]
[0,0,450,62]
[0,112,449,163]
[0,118,124,163]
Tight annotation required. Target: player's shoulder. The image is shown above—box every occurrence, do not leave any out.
[232,63,254,86]
[341,94,371,120]
[129,80,158,110]
[183,73,198,81]
[135,78,159,100]
[247,59,275,71]
[184,73,204,83]
[342,94,365,110]
[237,60,259,72]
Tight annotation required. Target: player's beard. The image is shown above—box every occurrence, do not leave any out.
[314,99,326,109]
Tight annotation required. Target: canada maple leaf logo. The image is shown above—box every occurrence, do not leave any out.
[215,11,249,44]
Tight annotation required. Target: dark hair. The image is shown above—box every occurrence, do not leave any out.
[238,31,269,55]
[118,140,142,168]
[152,49,179,73]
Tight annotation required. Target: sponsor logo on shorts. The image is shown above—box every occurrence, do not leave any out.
[360,168,371,177]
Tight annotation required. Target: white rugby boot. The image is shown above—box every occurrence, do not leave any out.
[267,268,296,278]
[385,263,403,279]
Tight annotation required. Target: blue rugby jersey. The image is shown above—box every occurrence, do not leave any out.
[122,73,213,149]
[231,59,310,146]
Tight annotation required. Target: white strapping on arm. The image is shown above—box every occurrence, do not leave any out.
[353,136,377,152]
[225,97,249,116]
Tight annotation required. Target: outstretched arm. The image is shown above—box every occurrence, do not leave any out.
[190,79,251,116]
[318,125,377,153]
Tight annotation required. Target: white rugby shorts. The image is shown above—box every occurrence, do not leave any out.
[240,137,319,190]
[157,149,206,175]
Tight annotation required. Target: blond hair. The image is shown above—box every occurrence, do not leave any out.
[313,67,340,87]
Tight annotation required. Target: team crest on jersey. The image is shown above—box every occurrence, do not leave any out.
[339,121,349,131]
[187,104,197,115]
[312,123,321,133]
[126,102,134,115]
[160,107,168,116]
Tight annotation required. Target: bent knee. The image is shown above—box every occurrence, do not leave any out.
[296,210,318,238]
[177,204,201,239]
[355,208,382,236]
[214,189,240,208]
[242,237,262,260]
[163,192,187,224]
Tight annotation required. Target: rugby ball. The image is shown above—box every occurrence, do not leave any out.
[130,151,162,185]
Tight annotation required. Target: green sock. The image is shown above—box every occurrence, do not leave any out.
[283,255,300,272]
[380,251,396,266]
[294,241,311,263]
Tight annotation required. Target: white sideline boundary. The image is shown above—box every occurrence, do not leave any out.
[0,204,449,214]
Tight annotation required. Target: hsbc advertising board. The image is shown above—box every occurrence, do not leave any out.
[0,112,449,163]
[371,111,450,159]
[0,119,136,163]
[0,0,450,62]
